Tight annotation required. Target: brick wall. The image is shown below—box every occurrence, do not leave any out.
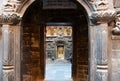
[21,24,43,81]
[73,23,88,81]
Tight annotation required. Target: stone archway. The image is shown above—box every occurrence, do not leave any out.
[0,0,117,81]
[20,0,90,81]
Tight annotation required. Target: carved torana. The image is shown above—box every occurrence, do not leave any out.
[112,14,120,35]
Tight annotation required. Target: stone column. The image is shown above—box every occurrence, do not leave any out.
[94,23,108,81]
[0,13,20,81]
[1,25,15,81]
[0,0,21,81]
[89,0,116,81]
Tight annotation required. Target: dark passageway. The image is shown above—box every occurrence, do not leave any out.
[21,0,88,81]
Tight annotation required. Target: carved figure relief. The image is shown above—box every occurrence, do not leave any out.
[112,14,120,35]
[58,27,63,36]
[46,27,51,35]
[53,27,57,35]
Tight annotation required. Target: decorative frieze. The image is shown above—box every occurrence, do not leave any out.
[112,14,120,35]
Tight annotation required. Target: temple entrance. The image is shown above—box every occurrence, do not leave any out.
[20,0,89,81]
[45,24,73,80]
[57,45,64,59]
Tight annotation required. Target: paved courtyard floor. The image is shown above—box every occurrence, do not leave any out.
[44,59,73,81]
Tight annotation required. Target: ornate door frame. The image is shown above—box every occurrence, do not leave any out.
[0,0,118,81]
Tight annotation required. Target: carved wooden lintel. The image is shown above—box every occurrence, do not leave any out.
[0,13,20,25]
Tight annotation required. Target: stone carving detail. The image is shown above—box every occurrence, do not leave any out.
[3,0,21,12]
[0,13,20,25]
[90,0,116,24]
[0,0,21,25]
[94,0,108,11]
[91,10,116,24]
[112,14,120,35]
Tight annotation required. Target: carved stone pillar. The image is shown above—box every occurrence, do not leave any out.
[94,24,108,81]
[89,0,117,81]
[1,25,15,81]
[0,0,21,81]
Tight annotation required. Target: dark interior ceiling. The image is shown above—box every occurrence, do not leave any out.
[22,0,87,25]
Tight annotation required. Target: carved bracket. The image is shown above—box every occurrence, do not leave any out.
[0,13,20,25]
[112,14,120,35]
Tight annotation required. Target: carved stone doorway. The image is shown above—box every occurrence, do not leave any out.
[20,1,89,81]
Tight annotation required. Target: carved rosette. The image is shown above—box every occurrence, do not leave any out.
[91,10,116,24]
[0,13,20,25]
[112,14,120,35]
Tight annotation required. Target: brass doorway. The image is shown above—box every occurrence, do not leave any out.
[57,46,64,59]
